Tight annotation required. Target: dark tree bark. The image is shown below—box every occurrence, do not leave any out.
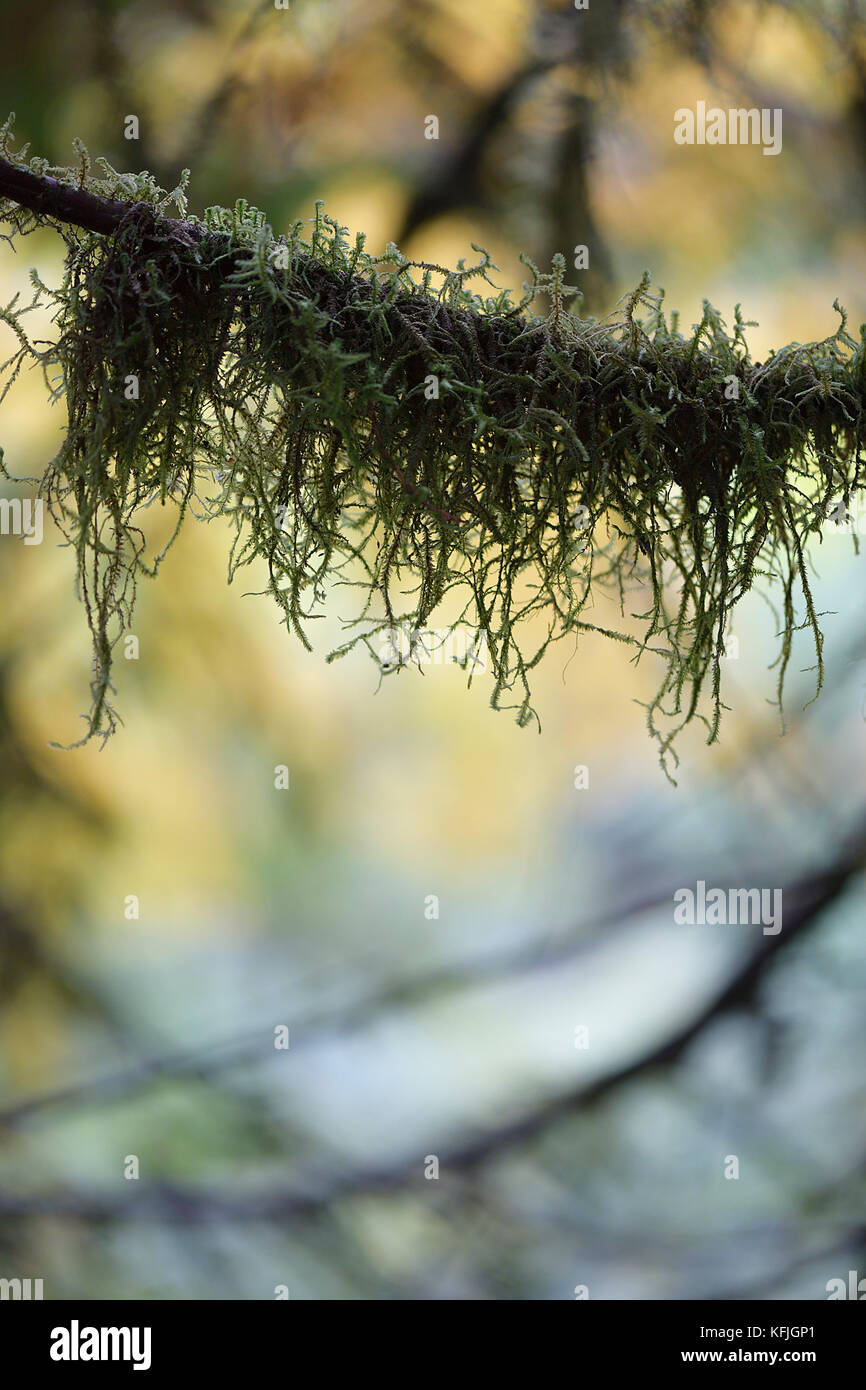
[0,154,128,234]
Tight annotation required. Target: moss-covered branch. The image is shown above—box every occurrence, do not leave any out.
[1,124,864,776]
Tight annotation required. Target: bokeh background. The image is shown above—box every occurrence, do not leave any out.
[0,0,865,1300]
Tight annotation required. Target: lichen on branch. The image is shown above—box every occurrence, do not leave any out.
[1,124,864,777]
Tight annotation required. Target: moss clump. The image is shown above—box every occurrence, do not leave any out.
[1,134,865,777]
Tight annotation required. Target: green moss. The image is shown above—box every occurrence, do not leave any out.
[1,132,864,778]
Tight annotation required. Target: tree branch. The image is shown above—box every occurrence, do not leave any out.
[1,148,863,766]
[0,154,128,236]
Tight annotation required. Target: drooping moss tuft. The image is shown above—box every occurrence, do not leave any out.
[1,133,864,777]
